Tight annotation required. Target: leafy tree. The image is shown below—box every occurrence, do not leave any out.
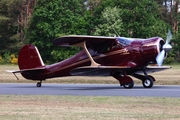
[0,0,23,55]
[156,0,180,63]
[168,0,180,63]
[27,0,85,63]
[90,0,168,38]
[93,6,123,36]
[17,0,37,42]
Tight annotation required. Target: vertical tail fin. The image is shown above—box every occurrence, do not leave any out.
[18,44,45,70]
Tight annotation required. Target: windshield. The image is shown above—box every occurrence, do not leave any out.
[117,37,134,46]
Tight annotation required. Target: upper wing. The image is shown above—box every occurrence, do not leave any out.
[53,35,116,53]
[53,35,116,46]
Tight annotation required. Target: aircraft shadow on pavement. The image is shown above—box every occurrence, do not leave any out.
[9,84,166,90]
[64,86,163,90]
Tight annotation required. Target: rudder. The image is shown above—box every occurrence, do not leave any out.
[18,44,45,70]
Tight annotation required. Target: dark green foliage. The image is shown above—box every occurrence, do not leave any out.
[91,0,169,38]
[170,30,180,63]
[0,0,22,55]
[27,0,84,63]
[93,6,123,36]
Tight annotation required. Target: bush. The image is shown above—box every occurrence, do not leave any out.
[0,53,18,64]
[164,57,178,65]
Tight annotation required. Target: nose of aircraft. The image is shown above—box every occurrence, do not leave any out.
[156,30,172,66]
[163,42,172,53]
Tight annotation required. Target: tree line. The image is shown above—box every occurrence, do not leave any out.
[0,0,180,64]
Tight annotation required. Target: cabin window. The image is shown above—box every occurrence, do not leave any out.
[117,37,133,46]
[104,40,122,52]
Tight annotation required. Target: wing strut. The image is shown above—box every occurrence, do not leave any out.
[75,41,100,66]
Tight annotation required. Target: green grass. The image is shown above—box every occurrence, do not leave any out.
[0,95,180,120]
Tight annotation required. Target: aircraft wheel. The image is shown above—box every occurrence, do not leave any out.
[36,82,42,87]
[123,80,134,89]
[142,76,154,88]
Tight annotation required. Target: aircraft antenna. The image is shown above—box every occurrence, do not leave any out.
[112,28,120,37]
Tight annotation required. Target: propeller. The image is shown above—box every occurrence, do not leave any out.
[156,29,172,66]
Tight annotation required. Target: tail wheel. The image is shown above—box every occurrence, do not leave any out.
[36,81,42,87]
[142,76,154,88]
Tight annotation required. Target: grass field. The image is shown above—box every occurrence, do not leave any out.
[0,95,180,120]
[0,65,180,120]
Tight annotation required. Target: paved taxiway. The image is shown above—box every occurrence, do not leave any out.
[0,83,180,97]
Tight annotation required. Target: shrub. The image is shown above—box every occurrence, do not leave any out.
[0,53,18,64]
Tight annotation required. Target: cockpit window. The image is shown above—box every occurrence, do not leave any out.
[116,37,133,46]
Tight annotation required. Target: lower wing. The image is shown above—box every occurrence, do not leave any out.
[70,66,129,76]
[134,66,171,74]
[70,66,171,76]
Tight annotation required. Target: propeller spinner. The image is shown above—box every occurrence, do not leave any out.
[156,30,172,66]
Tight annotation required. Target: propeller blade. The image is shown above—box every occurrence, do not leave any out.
[156,50,165,66]
[156,29,172,66]
[162,29,172,53]
[166,29,172,44]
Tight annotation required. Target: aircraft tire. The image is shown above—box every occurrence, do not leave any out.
[123,80,134,89]
[142,76,154,88]
[36,82,42,87]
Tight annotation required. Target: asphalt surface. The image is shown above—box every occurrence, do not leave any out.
[0,83,180,97]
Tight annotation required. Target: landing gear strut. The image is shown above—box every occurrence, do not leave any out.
[142,69,154,88]
[113,72,134,89]
[36,81,42,87]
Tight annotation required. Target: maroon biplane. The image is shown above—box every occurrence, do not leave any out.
[7,30,172,89]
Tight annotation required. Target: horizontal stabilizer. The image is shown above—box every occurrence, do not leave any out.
[6,67,46,73]
[70,66,129,76]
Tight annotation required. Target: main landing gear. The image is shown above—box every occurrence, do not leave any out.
[112,73,134,89]
[131,71,155,88]
[142,75,154,88]
[123,78,134,89]
[113,69,155,89]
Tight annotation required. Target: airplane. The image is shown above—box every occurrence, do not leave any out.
[7,30,172,89]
